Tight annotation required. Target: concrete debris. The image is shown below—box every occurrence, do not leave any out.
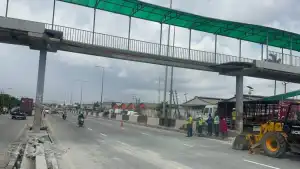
[44,142,68,159]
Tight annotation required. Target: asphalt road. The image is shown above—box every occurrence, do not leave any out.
[0,114,31,152]
[47,114,300,169]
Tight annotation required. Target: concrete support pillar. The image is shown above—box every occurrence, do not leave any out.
[235,75,243,133]
[33,50,47,133]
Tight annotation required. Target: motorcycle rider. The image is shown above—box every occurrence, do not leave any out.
[78,112,85,125]
[62,111,67,119]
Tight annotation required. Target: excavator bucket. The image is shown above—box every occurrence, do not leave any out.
[232,134,249,150]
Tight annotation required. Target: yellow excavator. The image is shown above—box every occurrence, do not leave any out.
[232,103,300,158]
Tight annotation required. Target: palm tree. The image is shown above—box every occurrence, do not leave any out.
[265,53,281,95]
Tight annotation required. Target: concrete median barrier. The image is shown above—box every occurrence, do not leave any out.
[137,115,147,124]
[116,115,122,121]
[128,115,138,123]
[146,117,159,126]
[122,115,129,121]
[175,120,186,130]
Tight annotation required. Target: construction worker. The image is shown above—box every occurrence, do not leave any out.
[206,113,213,136]
[231,108,236,129]
[214,114,220,137]
[198,117,204,136]
[186,114,193,137]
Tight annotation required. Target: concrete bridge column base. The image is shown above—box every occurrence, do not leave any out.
[33,50,47,133]
[235,75,243,134]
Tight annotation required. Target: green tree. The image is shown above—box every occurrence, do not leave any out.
[0,93,20,110]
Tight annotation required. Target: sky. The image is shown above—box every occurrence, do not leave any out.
[1,0,300,104]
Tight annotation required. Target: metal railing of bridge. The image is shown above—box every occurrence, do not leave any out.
[45,23,300,67]
[268,50,300,66]
[45,23,253,65]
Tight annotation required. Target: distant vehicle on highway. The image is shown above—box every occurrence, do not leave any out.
[20,97,34,116]
[44,109,50,114]
[10,107,26,120]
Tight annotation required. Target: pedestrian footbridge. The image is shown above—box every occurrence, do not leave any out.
[1,16,300,83]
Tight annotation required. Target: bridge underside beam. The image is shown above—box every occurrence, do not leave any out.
[220,67,300,83]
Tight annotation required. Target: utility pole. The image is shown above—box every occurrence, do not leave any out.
[158,77,161,103]
[184,92,188,102]
[163,0,172,127]
[169,26,175,118]
[70,91,73,105]
[95,65,107,111]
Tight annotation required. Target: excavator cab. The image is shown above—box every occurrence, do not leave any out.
[282,104,300,153]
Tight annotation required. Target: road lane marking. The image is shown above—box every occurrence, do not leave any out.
[88,128,92,131]
[117,141,130,146]
[141,132,150,136]
[203,137,232,145]
[100,133,107,137]
[243,159,280,169]
[183,144,194,148]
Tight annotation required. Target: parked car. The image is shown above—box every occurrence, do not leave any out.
[10,107,26,120]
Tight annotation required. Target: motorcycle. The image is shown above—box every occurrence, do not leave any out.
[62,114,67,120]
[78,118,84,127]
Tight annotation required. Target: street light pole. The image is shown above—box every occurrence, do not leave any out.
[100,67,104,110]
[75,80,87,109]
[80,82,83,107]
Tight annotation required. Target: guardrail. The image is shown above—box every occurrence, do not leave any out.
[45,23,254,65]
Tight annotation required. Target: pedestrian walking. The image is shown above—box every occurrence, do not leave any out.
[214,114,220,137]
[206,113,213,136]
[220,117,228,139]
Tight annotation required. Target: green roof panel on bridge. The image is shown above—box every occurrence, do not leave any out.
[262,90,300,101]
[58,0,300,51]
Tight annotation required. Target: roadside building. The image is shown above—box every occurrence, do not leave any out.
[181,96,224,118]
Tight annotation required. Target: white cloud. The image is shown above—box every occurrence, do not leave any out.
[1,0,300,103]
